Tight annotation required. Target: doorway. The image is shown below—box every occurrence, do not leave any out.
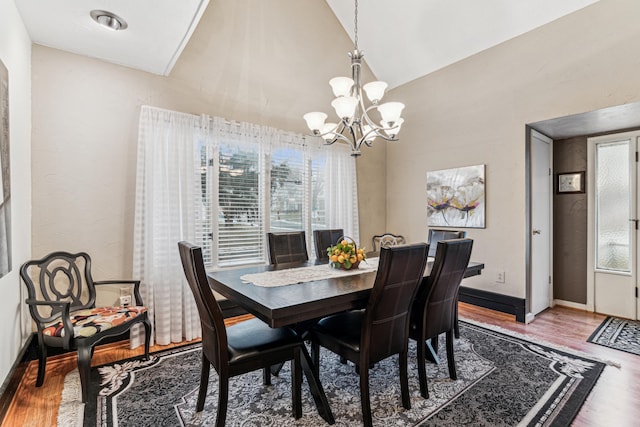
[587,131,638,320]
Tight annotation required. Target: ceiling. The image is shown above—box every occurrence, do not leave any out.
[16,0,599,87]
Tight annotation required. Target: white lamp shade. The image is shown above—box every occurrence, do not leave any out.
[321,122,338,140]
[378,102,405,124]
[381,118,404,137]
[363,81,388,103]
[329,77,354,97]
[303,112,328,131]
[331,96,358,119]
[362,125,377,142]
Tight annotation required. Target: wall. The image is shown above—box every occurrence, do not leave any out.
[0,0,31,387]
[30,0,385,286]
[385,0,640,300]
[553,137,587,303]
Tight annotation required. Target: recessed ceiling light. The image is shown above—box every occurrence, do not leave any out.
[90,10,128,31]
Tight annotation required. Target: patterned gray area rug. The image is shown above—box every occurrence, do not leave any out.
[587,316,640,356]
[59,322,606,426]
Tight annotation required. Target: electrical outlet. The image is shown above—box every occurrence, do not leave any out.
[496,271,505,283]
[119,295,132,306]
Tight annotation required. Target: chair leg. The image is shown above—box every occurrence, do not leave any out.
[142,317,152,360]
[445,329,457,380]
[430,336,439,354]
[292,347,302,419]
[359,363,373,427]
[77,344,92,403]
[399,350,411,410]
[454,303,460,339]
[196,353,211,412]
[416,338,429,399]
[263,367,271,385]
[35,335,47,387]
[216,372,229,427]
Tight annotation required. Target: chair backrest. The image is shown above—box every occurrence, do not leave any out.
[313,229,344,261]
[427,229,466,257]
[267,231,309,265]
[178,241,228,369]
[413,239,473,337]
[362,243,429,364]
[371,233,406,252]
[20,251,96,323]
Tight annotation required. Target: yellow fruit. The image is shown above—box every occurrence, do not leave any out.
[350,256,357,264]
[330,255,339,262]
[341,239,349,246]
[337,255,345,263]
[357,254,363,261]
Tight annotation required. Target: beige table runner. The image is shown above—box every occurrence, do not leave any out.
[240,257,379,287]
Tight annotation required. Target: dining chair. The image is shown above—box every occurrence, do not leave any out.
[426,229,466,258]
[19,251,151,403]
[313,228,344,261]
[178,241,304,426]
[267,231,309,266]
[409,238,473,398]
[310,243,429,427]
[371,233,406,252]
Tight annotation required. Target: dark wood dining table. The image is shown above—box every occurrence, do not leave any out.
[206,258,484,425]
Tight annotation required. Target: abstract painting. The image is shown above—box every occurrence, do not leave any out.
[0,58,11,278]
[427,164,485,228]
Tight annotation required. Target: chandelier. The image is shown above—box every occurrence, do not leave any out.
[303,0,405,157]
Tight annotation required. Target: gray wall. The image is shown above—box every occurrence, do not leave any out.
[553,137,587,303]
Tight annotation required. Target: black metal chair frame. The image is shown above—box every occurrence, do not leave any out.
[178,241,308,426]
[19,251,151,403]
[410,238,473,399]
[267,231,309,266]
[371,233,406,252]
[313,228,344,261]
[311,243,429,427]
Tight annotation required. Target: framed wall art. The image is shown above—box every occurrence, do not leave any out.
[0,57,11,278]
[556,171,585,194]
[427,164,485,228]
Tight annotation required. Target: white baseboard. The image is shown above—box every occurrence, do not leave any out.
[525,312,535,324]
[553,299,589,311]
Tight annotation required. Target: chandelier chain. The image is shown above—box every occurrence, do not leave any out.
[354,0,359,50]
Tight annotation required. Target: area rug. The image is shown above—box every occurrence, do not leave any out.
[59,321,607,426]
[587,316,640,356]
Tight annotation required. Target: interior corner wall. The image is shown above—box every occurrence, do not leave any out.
[384,0,640,300]
[553,137,588,303]
[0,0,32,387]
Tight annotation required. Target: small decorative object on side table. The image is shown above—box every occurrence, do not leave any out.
[327,236,366,270]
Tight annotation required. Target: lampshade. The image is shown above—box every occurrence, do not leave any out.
[303,112,328,131]
[381,118,404,137]
[321,123,338,141]
[362,125,377,142]
[329,77,355,97]
[331,97,358,119]
[377,102,405,124]
[363,81,388,104]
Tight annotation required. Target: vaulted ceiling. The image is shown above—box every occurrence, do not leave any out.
[16,0,600,89]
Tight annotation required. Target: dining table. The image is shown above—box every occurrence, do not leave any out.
[207,256,484,424]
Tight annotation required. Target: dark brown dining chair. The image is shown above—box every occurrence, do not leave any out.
[19,251,151,403]
[313,228,344,261]
[426,229,466,258]
[409,238,473,399]
[178,241,304,426]
[310,243,429,427]
[267,231,309,266]
[371,233,406,252]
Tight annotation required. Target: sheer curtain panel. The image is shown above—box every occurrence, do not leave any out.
[132,106,205,347]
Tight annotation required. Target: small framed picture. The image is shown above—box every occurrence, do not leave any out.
[556,171,585,194]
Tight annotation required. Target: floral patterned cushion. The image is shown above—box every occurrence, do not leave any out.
[42,306,147,338]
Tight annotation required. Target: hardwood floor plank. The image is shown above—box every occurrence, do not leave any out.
[2,309,638,426]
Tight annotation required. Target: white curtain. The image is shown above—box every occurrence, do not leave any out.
[325,143,360,245]
[131,106,204,347]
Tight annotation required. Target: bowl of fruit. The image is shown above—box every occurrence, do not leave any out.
[327,236,366,270]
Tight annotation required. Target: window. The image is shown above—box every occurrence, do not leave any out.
[197,119,358,269]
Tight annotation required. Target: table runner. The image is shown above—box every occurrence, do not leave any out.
[240,257,379,287]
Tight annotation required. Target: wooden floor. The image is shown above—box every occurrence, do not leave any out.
[2,306,639,426]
